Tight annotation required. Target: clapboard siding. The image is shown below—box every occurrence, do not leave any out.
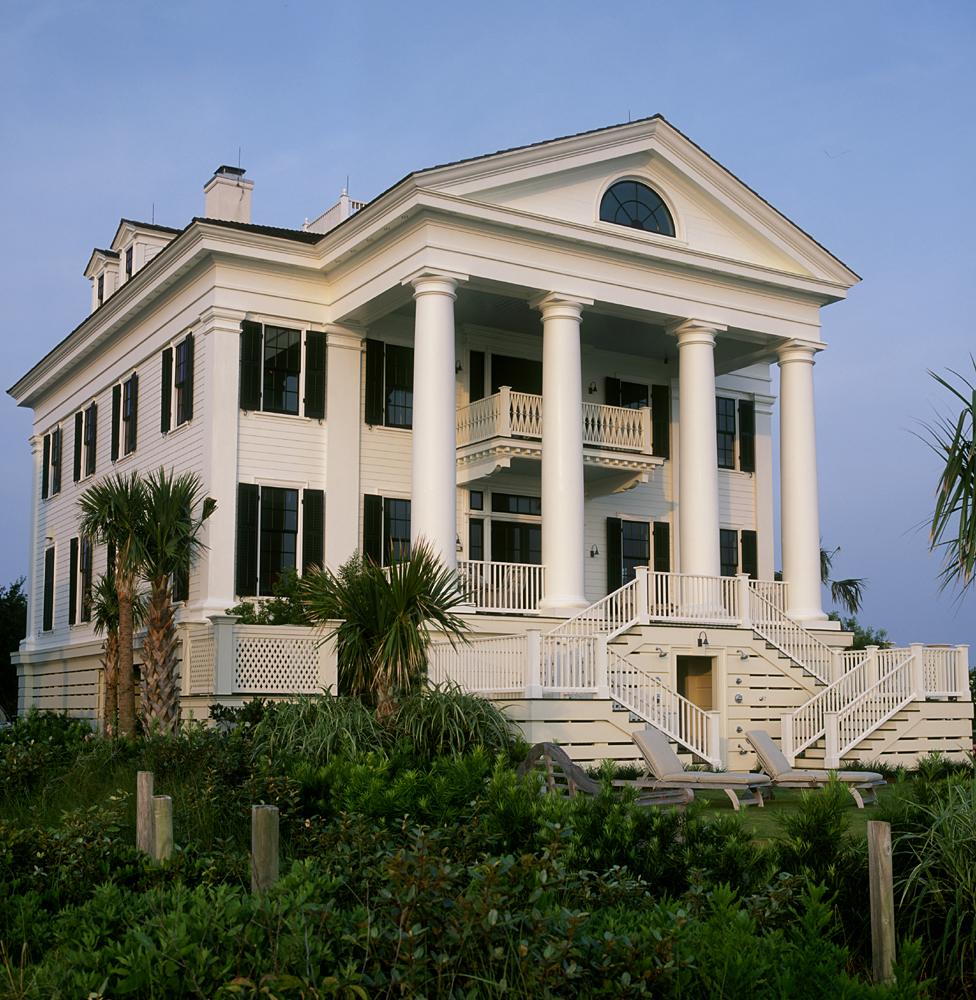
[238,412,326,486]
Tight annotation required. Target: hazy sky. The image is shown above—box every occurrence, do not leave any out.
[2,1,974,651]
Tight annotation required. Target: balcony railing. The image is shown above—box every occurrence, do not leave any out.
[458,559,544,614]
[456,387,651,453]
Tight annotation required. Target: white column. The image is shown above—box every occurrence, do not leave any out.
[778,340,826,623]
[324,324,364,570]
[198,307,244,618]
[754,393,776,580]
[534,292,591,614]
[672,319,723,578]
[407,271,463,571]
[24,435,42,644]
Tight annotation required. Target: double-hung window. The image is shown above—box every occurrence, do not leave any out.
[161,333,195,433]
[463,491,541,566]
[68,536,94,626]
[715,397,756,472]
[362,494,412,565]
[42,546,55,632]
[720,528,759,579]
[111,373,139,460]
[605,517,671,593]
[364,339,414,428]
[73,403,98,482]
[41,426,63,500]
[239,321,325,418]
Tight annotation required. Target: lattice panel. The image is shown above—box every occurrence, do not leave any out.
[187,629,215,693]
[235,633,322,693]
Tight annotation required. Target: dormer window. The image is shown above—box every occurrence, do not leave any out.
[125,246,133,279]
[97,274,104,306]
[599,181,675,237]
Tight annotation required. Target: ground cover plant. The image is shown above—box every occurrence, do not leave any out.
[1,702,972,998]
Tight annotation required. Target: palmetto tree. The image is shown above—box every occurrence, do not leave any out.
[820,545,865,616]
[301,541,468,719]
[139,469,216,734]
[926,362,976,593]
[90,573,146,737]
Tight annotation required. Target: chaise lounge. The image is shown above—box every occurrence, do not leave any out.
[745,730,887,808]
[632,727,770,811]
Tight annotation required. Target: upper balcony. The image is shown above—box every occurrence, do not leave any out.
[456,386,663,493]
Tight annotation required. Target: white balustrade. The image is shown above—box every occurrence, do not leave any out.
[648,572,738,623]
[428,634,527,693]
[456,394,504,446]
[922,646,970,697]
[548,577,640,639]
[747,584,831,683]
[458,560,544,614]
[749,580,789,612]
[582,402,650,452]
[540,635,599,691]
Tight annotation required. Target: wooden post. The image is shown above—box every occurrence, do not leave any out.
[251,804,279,894]
[153,795,173,862]
[524,629,543,698]
[867,820,896,983]
[136,771,155,856]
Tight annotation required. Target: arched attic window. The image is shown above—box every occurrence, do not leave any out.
[599,180,675,236]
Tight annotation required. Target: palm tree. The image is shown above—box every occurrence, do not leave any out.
[79,472,147,737]
[926,362,976,593]
[301,541,468,719]
[91,573,146,737]
[139,469,216,734]
[820,544,865,616]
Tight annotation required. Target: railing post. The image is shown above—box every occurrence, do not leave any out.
[909,643,925,698]
[635,566,650,624]
[595,638,610,699]
[640,405,653,454]
[136,771,155,856]
[781,713,796,766]
[824,711,840,769]
[525,629,543,698]
[209,614,239,696]
[863,645,879,688]
[830,648,844,685]
[179,623,192,697]
[956,645,970,698]
[498,385,512,437]
[736,575,752,629]
[705,710,722,768]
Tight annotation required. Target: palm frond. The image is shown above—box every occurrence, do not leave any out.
[829,577,865,616]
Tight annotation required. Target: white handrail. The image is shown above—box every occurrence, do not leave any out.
[581,402,650,452]
[607,648,721,766]
[784,656,870,761]
[648,572,738,623]
[458,560,544,614]
[747,583,832,684]
[540,634,599,691]
[547,577,640,639]
[428,633,526,693]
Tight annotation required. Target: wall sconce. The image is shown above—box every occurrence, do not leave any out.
[455,534,463,552]
[587,380,598,394]
[589,544,599,558]
[697,631,709,648]
[737,649,750,660]
[654,646,668,658]
[455,360,463,374]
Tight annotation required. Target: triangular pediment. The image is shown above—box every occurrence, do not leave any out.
[412,117,858,287]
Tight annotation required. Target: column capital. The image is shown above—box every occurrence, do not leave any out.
[777,339,823,365]
[324,323,365,352]
[198,305,247,334]
[753,392,777,417]
[402,267,468,298]
[530,291,593,321]
[668,318,727,346]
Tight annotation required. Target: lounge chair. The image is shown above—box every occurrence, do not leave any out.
[517,742,694,808]
[632,727,770,811]
[745,730,886,808]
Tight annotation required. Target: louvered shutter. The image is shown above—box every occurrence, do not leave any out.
[73,413,83,482]
[363,494,383,563]
[182,333,194,422]
[738,400,755,473]
[239,321,263,410]
[653,522,671,573]
[651,384,671,459]
[364,339,385,424]
[125,374,138,454]
[302,489,325,570]
[51,428,62,494]
[68,538,78,626]
[111,385,121,460]
[741,530,758,580]
[606,517,622,594]
[85,404,97,476]
[304,331,326,419]
[42,547,55,632]
[235,483,260,597]
[161,348,173,433]
[41,434,50,499]
[605,377,622,406]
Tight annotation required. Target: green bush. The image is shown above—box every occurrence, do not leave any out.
[0,710,97,800]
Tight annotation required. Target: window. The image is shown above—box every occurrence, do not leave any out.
[468,517,484,560]
[235,484,324,597]
[364,339,414,428]
[68,536,93,626]
[73,404,97,482]
[125,245,133,279]
[42,546,55,632]
[362,494,412,565]
[41,428,63,500]
[621,521,650,584]
[112,373,139,458]
[599,181,675,236]
[97,273,104,306]
[606,378,670,458]
[490,521,541,564]
[491,493,541,516]
[720,529,739,577]
[161,334,195,433]
[239,322,325,418]
[605,378,649,410]
[469,490,484,511]
[715,397,756,472]
[605,518,670,592]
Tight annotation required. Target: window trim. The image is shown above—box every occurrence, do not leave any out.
[596,177,678,239]
[113,372,139,460]
[240,321,322,420]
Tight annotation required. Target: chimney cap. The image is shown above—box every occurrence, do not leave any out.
[214,164,246,178]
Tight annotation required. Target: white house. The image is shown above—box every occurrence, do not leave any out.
[9,117,972,769]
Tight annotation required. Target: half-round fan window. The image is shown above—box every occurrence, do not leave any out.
[599,181,675,236]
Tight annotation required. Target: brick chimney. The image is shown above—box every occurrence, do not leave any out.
[203,165,253,223]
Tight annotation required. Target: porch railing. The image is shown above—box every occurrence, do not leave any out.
[648,572,738,623]
[458,560,544,614]
[428,633,527,693]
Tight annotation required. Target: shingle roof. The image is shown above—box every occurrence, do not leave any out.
[191,217,320,244]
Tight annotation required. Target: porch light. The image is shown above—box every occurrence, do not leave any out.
[737,649,750,660]
[654,647,667,658]
[455,360,463,373]
[587,380,598,394]
[697,631,709,648]
[456,534,463,552]
[589,544,599,557]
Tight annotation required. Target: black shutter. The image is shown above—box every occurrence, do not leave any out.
[605,377,622,406]
[239,321,263,411]
[738,400,755,473]
[653,522,671,573]
[364,339,385,424]
[111,385,121,461]
[73,412,83,482]
[160,347,173,433]
[651,384,671,459]
[302,489,325,571]
[51,428,62,494]
[183,333,194,422]
[741,530,758,581]
[363,494,383,563]
[85,404,97,476]
[173,564,189,603]
[41,434,50,500]
[470,350,486,403]
[107,540,116,589]
[68,538,78,626]
[126,374,138,454]
[304,331,326,419]
[606,517,622,594]
[42,547,55,632]
[235,483,259,597]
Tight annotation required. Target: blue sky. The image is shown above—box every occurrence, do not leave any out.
[2,1,974,650]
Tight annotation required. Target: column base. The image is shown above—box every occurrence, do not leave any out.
[538,596,589,616]
[786,608,831,627]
